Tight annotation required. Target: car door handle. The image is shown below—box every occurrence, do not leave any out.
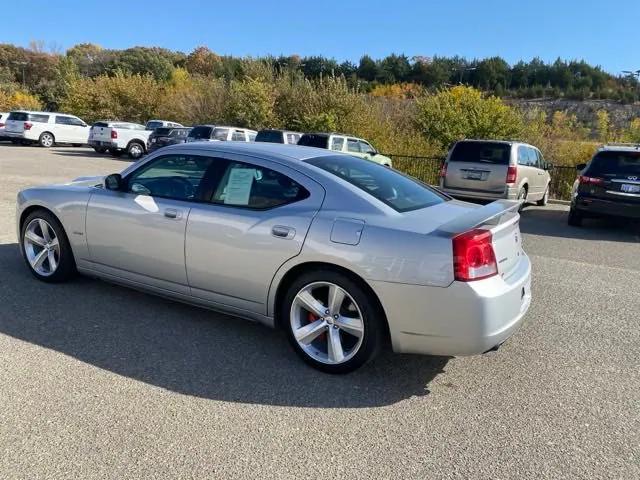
[164,208,181,219]
[272,225,295,239]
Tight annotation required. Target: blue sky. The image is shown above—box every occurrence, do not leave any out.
[2,0,638,74]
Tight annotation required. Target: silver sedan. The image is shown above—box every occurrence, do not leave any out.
[16,142,532,373]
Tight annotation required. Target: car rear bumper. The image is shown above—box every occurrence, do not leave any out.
[89,140,118,148]
[3,131,28,139]
[440,185,518,201]
[370,253,532,356]
[573,195,640,219]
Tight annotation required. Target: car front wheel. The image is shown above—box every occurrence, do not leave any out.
[568,208,583,227]
[537,186,550,206]
[21,210,76,282]
[282,270,384,373]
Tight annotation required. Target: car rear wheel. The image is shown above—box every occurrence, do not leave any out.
[282,270,383,374]
[537,186,549,206]
[568,208,583,227]
[21,210,76,283]
[127,142,144,159]
[38,132,55,148]
[108,148,124,157]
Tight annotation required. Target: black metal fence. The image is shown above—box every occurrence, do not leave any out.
[387,154,577,201]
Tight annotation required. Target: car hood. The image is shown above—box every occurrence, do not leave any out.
[70,175,105,187]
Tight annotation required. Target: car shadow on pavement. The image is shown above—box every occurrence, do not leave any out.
[0,243,448,408]
[519,206,640,242]
[50,148,134,161]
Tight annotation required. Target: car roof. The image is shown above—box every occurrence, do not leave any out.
[303,132,360,138]
[9,110,79,117]
[598,143,640,152]
[454,139,539,149]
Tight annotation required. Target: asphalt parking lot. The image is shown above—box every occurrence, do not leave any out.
[0,144,639,479]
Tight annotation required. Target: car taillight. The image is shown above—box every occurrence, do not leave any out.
[111,130,118,139]
[506,165,517,184]
[439,163,448,178]
[578,175,603,185]
[452,229,498,282]
[24,122,32,130]
[0,122,5,128]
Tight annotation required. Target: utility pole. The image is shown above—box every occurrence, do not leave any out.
[13,61,28,88]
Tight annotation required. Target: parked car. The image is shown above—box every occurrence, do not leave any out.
[568,144,640,226]
[439,140,551,207]
[15,142,531,373]
[147,127,191,153]
[186,125,257,143]
[255,129,302,145]
[3,110,90,147]
[145,119,184,131]
[297,133,393,167]
[0,112,8,139]
[88,121,150,159]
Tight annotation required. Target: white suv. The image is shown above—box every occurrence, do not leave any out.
[297,133,393,167]
[186,125,257,143]
[3,110,90,147]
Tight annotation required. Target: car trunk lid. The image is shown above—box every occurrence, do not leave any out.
[444,141,512,194]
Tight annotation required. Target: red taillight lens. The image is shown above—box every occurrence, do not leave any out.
[452,229,498,282]
[23,122,32,130]
[111,130,118,139]
[506,165,517,184]
[578,175,603,185]
[439,163,448,178]
[0,122,5,128]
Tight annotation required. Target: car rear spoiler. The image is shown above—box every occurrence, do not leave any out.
[434,199,522,237]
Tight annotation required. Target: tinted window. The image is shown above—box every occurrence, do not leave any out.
[306,155,447,212]
[154,128,172,136]
[298,134,329,149]
[359,140,376,154]
[146,121,163,130]
[255,130,284,143]
[451,142,511,165]
[171,128,189,137]
[8,112,28,121]
[210,161,309,209]
[30,114,50,123]
[188,126,213,139]
[586,151,640,176]
[330,137,345,151]
[213,128,229,141]
[231,130,246,141]
[127,155,214,201]
[55,116,84,126]
[347,139,360,153]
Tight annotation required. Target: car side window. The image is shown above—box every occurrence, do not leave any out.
[286,133,300,144]
[517,146,529,166]
[330,137,345,151]
[209,161,310,209]
[212,128,229,141]
[126,155,215,201]
[55,116,72,125]
[359,141,375,154]
[30,114,50,123]
[248,132,257,142]
[347,138,360,153]
[232,130,246,141]
[527,148,539,168]
[534,149,545,169]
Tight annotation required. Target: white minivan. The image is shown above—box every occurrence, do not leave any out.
[3,110,90,147]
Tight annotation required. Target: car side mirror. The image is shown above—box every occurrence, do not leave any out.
[576,163,587,171]
[104,173,123,191]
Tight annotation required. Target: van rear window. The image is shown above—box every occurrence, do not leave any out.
[449,142,511,165]
[298,134,329,149]
[586,151,640,176]
[8,112,28,121]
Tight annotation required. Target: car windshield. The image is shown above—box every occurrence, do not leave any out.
[298,134,329,149]
[255,130,284,143]
[587,151,640,176]
[146,121,163,130]
[449,141,511,165]
[305,155,447,212]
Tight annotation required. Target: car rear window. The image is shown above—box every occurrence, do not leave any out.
[188,126,213,139]
[8,112,28,121]
[586,151,640,176]
[449,141,511,165]
[154,127,172,136]
[255,130,284,143]
[146,121,163,130]
[305,155,447,212]
[298,134,329,149]
[92,122,109,128]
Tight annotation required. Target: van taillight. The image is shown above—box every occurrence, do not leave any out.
[23,122,32,130]
[506,165,517,184]
[111,130,118,139]
[439,163,447,178]
[579,175,603,186]
[452,229,498,282]
[0,122,4,128]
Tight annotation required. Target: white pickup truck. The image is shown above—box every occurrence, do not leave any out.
[88,121,151,159]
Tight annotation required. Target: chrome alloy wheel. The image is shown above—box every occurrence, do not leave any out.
[40,133,54,147]
[23,218,60,276]
[129,143,143,158]
[290,281,365,365]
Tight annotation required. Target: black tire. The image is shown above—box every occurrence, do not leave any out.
[517,186,528,212]
[38,132,55,148]
[537,186,550,206]
[11,139,20,145]
[93,146,107,154]
[72,143,82,147]
[568,208,583,227]
[281,269,384,374]
[108,148,124,157]
[20,209,77,283]
[127,141,145,159]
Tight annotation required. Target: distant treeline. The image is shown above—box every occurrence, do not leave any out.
[1,42,639,106]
